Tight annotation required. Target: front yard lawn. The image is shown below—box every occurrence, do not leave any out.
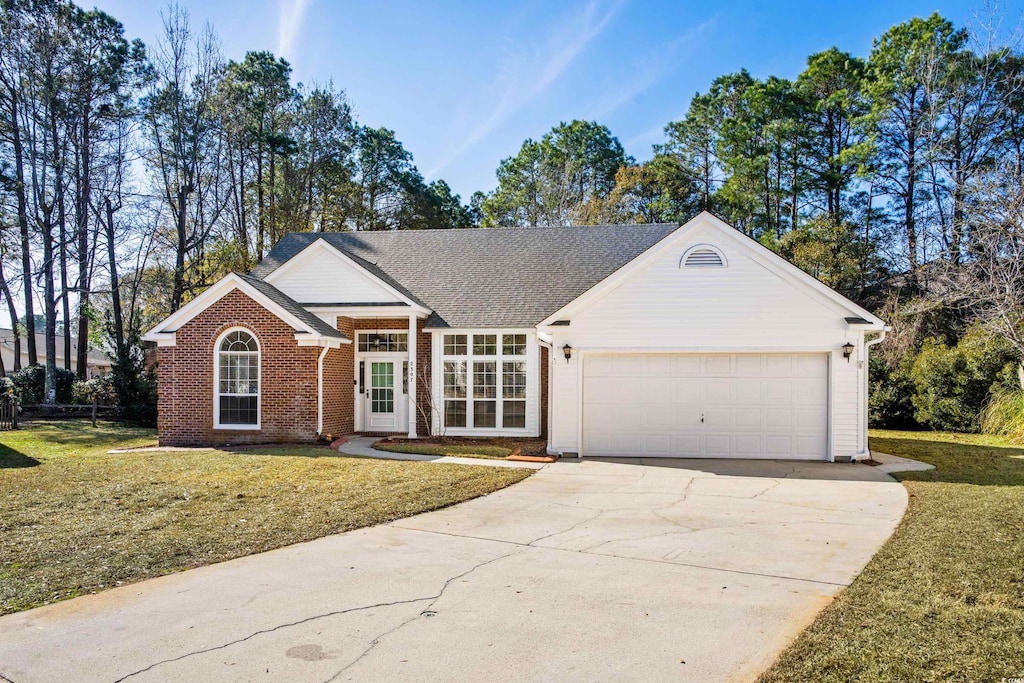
[0,420,530,616]
[761,429,1024,682]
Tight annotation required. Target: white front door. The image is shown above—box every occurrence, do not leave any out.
[582,353,829,459]
[360,356,408,431]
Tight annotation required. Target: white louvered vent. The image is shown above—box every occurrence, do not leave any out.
[683,247,725,268]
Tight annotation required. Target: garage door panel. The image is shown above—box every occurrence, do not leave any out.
[705,380,732,402]
[672,355,701,376]
[673,407,702,428]
[734,407,762,428]
[643,355,672,377]
[704,434,732,456]
[734,355,763,375]
[796,354,829,377]
[765,436,793,457]
[646,405,674,430]
[672,434,700,455]
[672,381,701,405]
[704,355,732,376]
[734,435,762,454]
[644,434,672,455]
[583,353,828,460]
[765,408,793,429]
[642,378,673,402]
[733,379,763,403]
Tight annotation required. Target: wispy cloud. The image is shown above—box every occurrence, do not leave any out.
[619,16,718,155]
[277,0,312,61]
[588,16,717,122]
[425,0,624,179]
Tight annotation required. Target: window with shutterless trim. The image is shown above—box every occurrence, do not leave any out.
[215,329,259,428]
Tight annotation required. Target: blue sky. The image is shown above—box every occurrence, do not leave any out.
[94,0,992,201]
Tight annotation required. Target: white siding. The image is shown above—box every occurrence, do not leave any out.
[548,220,869,460]
[265,242,400,304]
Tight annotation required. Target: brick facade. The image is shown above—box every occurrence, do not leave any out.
[157,289,323,446]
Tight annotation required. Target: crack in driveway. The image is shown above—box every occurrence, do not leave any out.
[323,548,525,682]
[114,549,525,683]
[113,595,434,681]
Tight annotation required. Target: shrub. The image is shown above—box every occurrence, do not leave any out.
[980,389,1024,443]
[71,375,118,405]
[869,354,918,429]
[909,328,1018,432]
[10,364,76,404]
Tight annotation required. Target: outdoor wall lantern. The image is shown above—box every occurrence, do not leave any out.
[562,344,573,362]
[842,341,855,362]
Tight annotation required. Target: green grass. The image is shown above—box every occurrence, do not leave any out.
[761,429,1024,682]
[373,442,513,460]
[0,420,530,616]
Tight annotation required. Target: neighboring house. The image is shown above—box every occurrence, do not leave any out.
[0,329,112,378]
[143,212,888,461]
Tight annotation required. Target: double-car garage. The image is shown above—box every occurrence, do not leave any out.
[582,353,829,460]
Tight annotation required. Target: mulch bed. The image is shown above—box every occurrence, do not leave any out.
[380,435,549,457]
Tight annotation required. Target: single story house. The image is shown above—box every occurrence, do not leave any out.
[143,212,887,461]
[0,329,113,378]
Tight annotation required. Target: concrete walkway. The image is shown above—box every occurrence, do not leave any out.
[0,458,907,683]
[336,435,547,469]
[870,450,937,475]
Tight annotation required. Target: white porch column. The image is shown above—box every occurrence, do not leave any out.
[407,314,418,438]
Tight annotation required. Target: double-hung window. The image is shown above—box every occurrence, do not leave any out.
[215,329,260,428]
[442,333,527,430]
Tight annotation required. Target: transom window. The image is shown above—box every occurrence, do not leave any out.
[443,332,527,430]
[216,329,259,428]
[357,331,408,352]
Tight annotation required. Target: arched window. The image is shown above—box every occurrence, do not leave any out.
[680,244,727,269]
[215,328,260,429]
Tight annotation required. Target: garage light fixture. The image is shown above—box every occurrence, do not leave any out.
[842,342,855,362]
[562,344,573,362]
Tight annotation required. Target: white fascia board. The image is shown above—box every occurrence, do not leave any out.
[537,211,886,328]
[295,334,348,348]
[264,238,424,310]
[141,273,332,344]
[302,305,430,318]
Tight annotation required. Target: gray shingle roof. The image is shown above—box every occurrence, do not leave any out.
[250,224,681,328]
[236,273,346,339]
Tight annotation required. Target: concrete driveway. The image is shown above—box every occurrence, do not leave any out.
[0,458,906,682]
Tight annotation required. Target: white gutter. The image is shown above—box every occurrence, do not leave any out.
[855,327,890,460]
[316,345,329,435]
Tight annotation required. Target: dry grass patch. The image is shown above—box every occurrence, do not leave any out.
[760,429,1024,682]
[0,420,530,615]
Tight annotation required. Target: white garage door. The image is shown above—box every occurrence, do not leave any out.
[582,353,829,459]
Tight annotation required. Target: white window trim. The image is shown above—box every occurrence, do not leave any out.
[213,327,261,430]
[438,330,532,434]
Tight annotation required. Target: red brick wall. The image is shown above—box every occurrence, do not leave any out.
[157,289,321,446]
[317,315,355,440]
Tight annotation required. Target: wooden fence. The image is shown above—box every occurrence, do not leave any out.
[0,396,17,430]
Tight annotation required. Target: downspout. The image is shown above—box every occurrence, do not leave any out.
[859,328,889,459]
[316,345,329,436]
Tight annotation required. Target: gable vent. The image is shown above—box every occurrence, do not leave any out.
[682,247,725,268]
